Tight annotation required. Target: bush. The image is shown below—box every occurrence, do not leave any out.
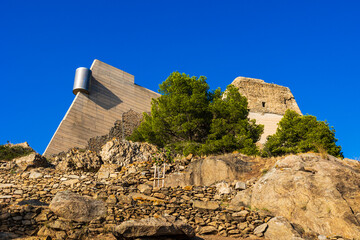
[129,72,263,156]
[263,110,343,158]
[0,145,34,161]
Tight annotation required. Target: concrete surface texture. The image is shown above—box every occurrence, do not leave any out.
[248,112,284,144]
[44,60,160,157]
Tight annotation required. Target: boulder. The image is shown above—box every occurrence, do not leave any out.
[253,223,268,237]
[264,217,302,240]
[231,153,360,238]
[49,191,107,222]
[113,215,195,238]
[15,152,50,171]
[165,154,254,186]
[216,182,231,194]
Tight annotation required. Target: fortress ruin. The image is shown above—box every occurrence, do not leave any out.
[44,60,301,156]
[231,77,302,143]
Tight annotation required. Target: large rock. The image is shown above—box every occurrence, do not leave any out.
[264,216,302,240]
[165,153,255,186]
[49,191,107,222]
[15,152,50,171]
[231,153,360,238]
[113,215,195,238]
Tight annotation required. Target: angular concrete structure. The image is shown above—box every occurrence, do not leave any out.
[232,77,301,143]
[44,60,160,157]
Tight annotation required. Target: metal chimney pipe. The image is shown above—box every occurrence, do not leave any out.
[73,67,91,95]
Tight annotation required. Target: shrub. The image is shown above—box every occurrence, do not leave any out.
[0,145,34,161]
[263,110,343,158]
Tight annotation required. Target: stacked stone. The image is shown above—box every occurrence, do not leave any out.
[0,156,271,239]
[0,203,44,236]
[121,109,142,138]
[86,109,143,153]
[0,155,352,240]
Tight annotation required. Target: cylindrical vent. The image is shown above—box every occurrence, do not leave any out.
[73,67,91,95]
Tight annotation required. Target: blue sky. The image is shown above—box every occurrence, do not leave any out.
[1,0,359,159]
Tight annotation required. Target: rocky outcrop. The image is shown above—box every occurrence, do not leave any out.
[54,148,102,172]
[231,153,360,239]
[113,215,195,239]
[0,142,41,170]
[165,153,276,187]
[54,139,167,172]
[49,191,107,222]
[15,152,51,171]
[99,139,163,166]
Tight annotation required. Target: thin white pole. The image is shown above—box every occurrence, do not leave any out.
[162,163,165,187]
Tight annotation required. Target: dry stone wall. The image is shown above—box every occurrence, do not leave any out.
[87,109,143,153]
[0,158,273,239]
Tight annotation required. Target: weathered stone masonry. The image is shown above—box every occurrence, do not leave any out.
[231,77,301,144]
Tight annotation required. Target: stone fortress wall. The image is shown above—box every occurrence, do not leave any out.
[43,60,160,157]
[231,77,301,144]
[44,61,301,156]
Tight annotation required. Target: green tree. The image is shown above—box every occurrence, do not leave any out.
[129,72,263,156]
[130,72,212,148]
[263,110,343,158]
[201,85,263,155]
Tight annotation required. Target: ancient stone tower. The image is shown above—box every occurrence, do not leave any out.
[231,77,301,143]
[44,60,160,157]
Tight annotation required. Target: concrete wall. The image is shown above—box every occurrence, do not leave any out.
[44,60,160,157]
[248,112,284,144]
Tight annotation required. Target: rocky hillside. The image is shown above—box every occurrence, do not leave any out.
[0,140,359,240]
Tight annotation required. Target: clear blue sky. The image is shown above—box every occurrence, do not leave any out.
[1,0,359,159]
